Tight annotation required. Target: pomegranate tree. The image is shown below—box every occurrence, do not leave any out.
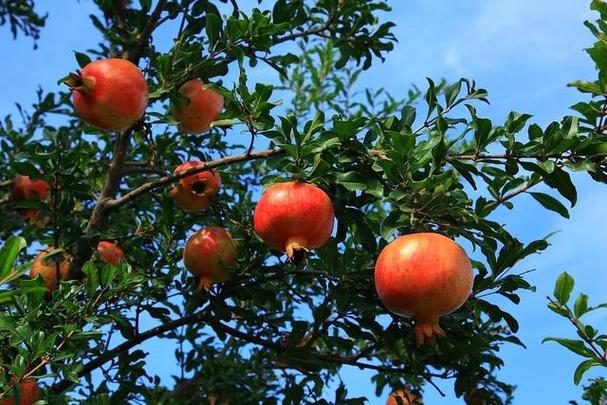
[374,232,473,345]
[66,58,148,131]
[11,175,49,223]
[172,79,224,133]
[97,240,125,266]
[0,378,40,405]
[30,247,71,292]
[183,227,237,291]
[253,181,334,263]
[168,161,221,212]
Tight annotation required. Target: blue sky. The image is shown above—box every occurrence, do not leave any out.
[1,1,604,403]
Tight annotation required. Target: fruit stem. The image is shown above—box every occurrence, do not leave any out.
[64,71,95,95]
[286,240,308,265]
[413,319,446,346]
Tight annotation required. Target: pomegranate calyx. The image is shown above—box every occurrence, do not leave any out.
[413,319,446,346]
[197,276,214,292]
[286,240,309,265]
[64,71,95,95]
[190,180,208,196]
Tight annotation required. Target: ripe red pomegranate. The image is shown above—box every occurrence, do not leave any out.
[172,79,223,133]
[0,378,40,405]
[11,175,49,223]
[66,58,148,131]
[183,227,237,291]
[385,390,419,405]
[97,240,125,266]
[253,182,334,263]
[30,247,71,292]
[168,161,221,212]
[374,232,473,345]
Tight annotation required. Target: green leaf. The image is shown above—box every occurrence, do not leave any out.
[574,359,602,385]
[100,263,118,286]
[567,80,603,95]
[530,192,570,218]
[139,0,152,11]
[335,172,383,197]
[0,237,27,282]
[574,293,589,318]
[82,261,99,295]
[542,337,595,358]
[74,51,91,68]
[380,211,402,240]
[554,272,575,304]
[543,167,577,207]
[205,13,222,47]
[444,80,462,106]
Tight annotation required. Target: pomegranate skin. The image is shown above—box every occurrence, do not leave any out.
[374,232,473,345]
[97,241,125,266]
[183,227,237,291]
[253,182,334,262]
[172,79,223,133]
[385,390,419,405]
[0,378,40,405]
[30,247,71,292]
[168,161,222,212]
[11,175,49,222]
[71,58,148,131]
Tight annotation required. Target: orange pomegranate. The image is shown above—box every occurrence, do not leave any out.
[386,389,420,405]
[11,175,49,223]
[67,58,148,131]
[172,79,223,133]
[253,182,334,263]
[0,378,40,405]
[97,240,125,266]
[30,247,71,292]
[374,232,473,345]
[183,227,237,291]
[168,161,221,212]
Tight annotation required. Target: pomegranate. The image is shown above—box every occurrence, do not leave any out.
[386,390,419,405]
[172,79,223,133]
[0,378,40,405]
[11,175,49,223]
[183,227,237,291]
[374,232,473,345]
[253,182,334,263]
[97,240,125,266]
[30,247,71,292]
[168,161,221,212]
[66,58,148,131]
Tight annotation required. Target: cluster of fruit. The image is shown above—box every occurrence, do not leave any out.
[5,58,475,403]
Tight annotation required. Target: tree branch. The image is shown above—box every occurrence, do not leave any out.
[50,301,446,395]
[105,148,284,209]
[50,308,213,393]
[70,129,134,276]
[70,1,168,276]
[123,0,168,62]
[274,18,335,44]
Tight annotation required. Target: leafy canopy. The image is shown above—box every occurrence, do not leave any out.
[0,0,606,403]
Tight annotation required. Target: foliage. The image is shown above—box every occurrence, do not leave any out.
[0,0,46,46]
[0,0,606,404]
[546,272,607,385]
